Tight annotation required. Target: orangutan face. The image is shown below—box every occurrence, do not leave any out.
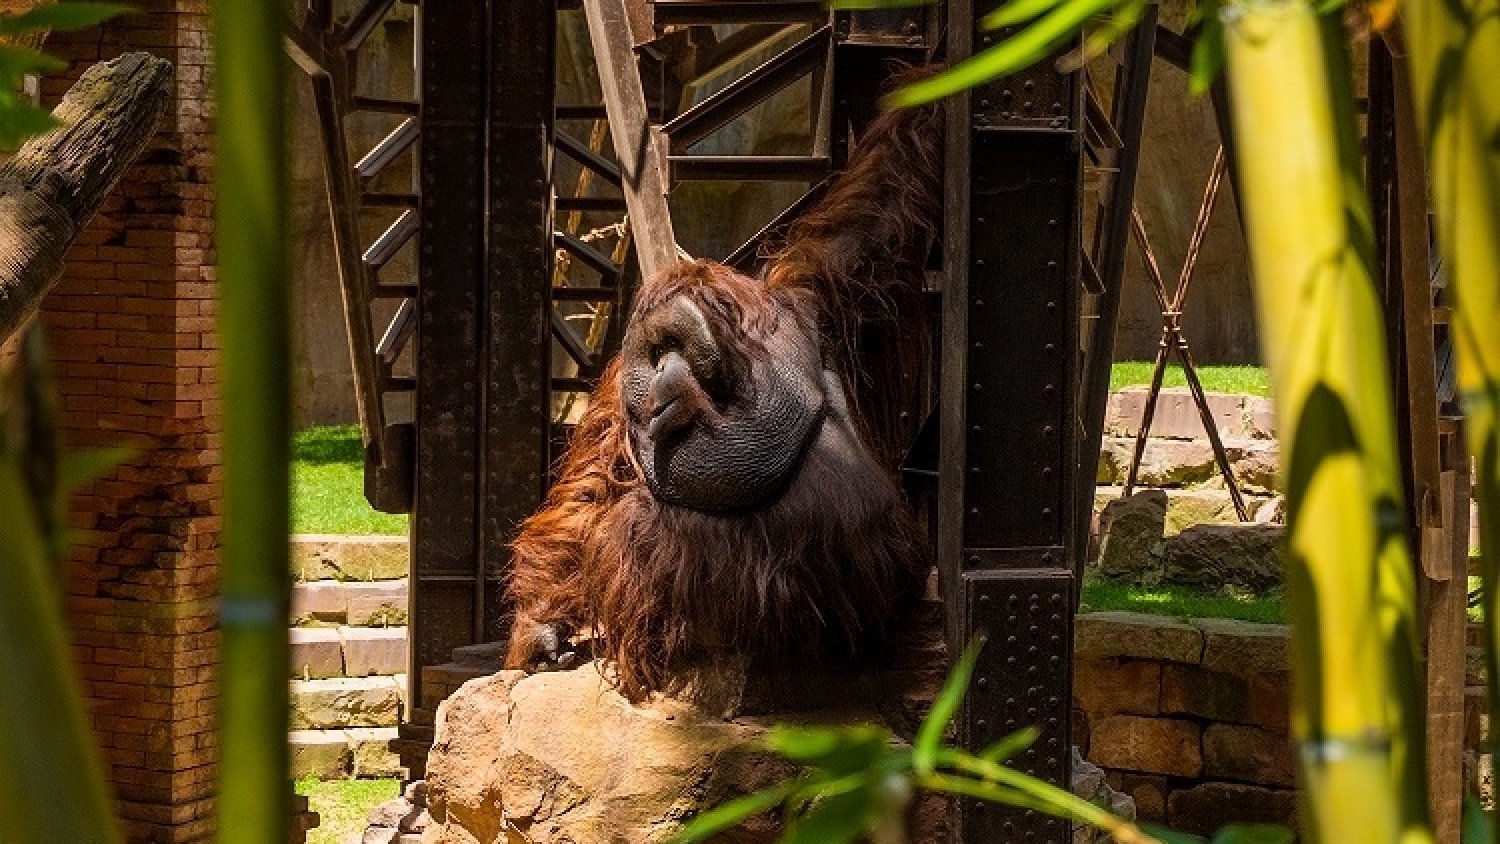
[618,261,832,512]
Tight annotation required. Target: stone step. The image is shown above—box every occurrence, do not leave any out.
[1105,387,1276,442]
[290,626,409,679]
[291,534,408,583]
[1094,486,1279,535]
[289,727,404,779]
[291,675,406,730]
[1096,436,1279,492]
[292,578,409,626]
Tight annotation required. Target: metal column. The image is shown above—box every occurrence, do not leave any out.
[940,1,1083,840]
[410,0,554,724]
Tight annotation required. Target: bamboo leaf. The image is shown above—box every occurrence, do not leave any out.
[978,726,1039,763]
[0,44,67,78]
[1187,0,1224,96]
[60,446,132,490]
[0,105,58,156]
[982,0,1067,30]
[1140,824,1206,844]
[0,459,122,842]
[670,781,798,843]
[1208,824,1294,844]
[781,787,874,844]
[0,3,132,36]
[886,0,1109,107]
[765,726,892,776]
[914,633,986,774]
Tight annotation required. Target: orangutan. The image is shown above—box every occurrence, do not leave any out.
[505,83,943,698]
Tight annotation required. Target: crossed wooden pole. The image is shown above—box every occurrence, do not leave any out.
[1121,145,1250,521]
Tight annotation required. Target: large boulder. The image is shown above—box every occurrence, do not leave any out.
[414,653,1132,843]
[1161,524,1284,594]
[420,660,948,844]
[1095,490,1168,580]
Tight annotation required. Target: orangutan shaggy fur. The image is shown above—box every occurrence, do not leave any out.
[505,83,943,699]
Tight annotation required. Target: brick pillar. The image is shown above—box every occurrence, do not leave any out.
[38,3,220,842]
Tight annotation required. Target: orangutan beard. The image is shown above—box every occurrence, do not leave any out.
[580,372,927,699]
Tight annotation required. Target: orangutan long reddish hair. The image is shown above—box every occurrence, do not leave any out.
[506,82,944,699]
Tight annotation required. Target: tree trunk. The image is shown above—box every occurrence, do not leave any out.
[0,52,173,343]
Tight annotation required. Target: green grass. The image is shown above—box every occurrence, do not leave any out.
[295,777,401,844]
[1081,576,1286,624]
[292,426,407,535]
[1110,361,1272,397]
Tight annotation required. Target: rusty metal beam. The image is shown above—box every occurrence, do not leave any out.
[584,0,678,279]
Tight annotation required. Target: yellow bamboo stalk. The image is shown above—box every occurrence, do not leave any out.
[1223,2,1429,841]
[1401,1,1500,839]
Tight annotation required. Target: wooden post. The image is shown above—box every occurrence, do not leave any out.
[582,0,678,280]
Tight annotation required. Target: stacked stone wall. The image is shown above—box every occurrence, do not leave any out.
[37,4,220,841]
[1075,611,1487,835]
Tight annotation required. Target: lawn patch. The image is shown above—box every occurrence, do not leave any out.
[1081,576,1285,624]
[293,426,407,535]
[296,777,400,844]
[1110,361,1271,397]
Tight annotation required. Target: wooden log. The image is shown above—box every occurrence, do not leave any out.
[0,52,173,343]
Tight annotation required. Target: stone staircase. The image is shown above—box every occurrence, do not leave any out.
[287,536,411,779]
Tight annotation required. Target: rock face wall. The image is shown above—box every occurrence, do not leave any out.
[419,664,949,844]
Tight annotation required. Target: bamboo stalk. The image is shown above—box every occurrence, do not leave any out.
[0,449,119,843]
[1222,2,1429,841]
[1401,1,1500,838]
[213,0,290,841]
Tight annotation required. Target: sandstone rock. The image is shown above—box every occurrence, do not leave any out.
[1252,495,1285,524]
[292,535,409,582]
[1110,772,1168,821]
[1195,618,1291,675]
[1104,388,1256,441]
[1162,488,1265,535]
[1231,443,1280,493]
[1201,724,1296,787]
[1097,438,1217,487]
[1095,490,1167,579]
[292,580,348,623]
[343,626,409,676]
[291,676,403,730]
[1088,716,1202,777]
[1246,672,1291,732]
[1159,664,1247,723]
[1166,782,1296,835]
[347,579,409,626]
[1161,524,1284,593]
[1246,398,1276,439]
[290,627,344,679]
[290,729,351,779]
[1094,487,1277,536]
[421,662,945,844]
[349,726,406,778]
[1076,612,1204,664]
[1074,658,1160,717]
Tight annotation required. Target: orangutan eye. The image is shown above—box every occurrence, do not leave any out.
[650,335,682,365]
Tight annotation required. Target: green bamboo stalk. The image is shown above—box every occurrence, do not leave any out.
[1400,1,1500,839]
[1222,2,1429,842]
[212,0,290,841]
[0,455,120,843]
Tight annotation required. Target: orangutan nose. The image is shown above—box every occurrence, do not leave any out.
[648,352,699,441]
